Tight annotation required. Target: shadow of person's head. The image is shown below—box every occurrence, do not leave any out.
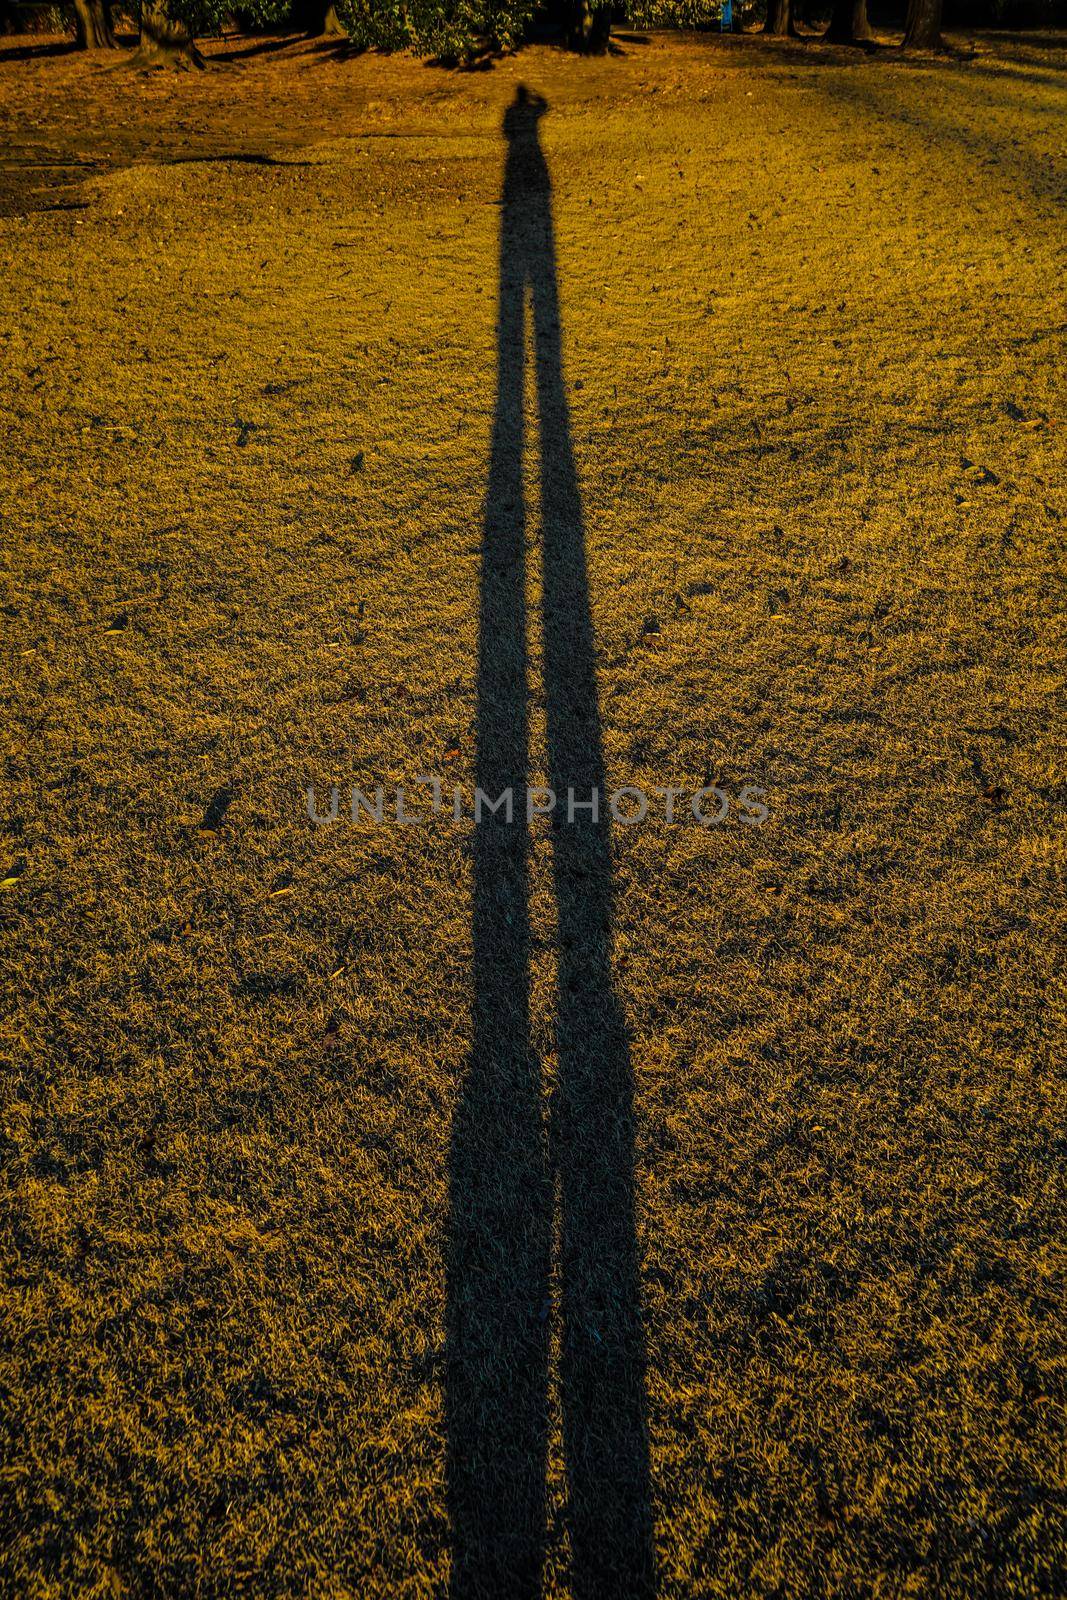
[504,84,548,142]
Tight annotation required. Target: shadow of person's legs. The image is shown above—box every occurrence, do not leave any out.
[444,94,552,1600]
[526,110,657,1600]
[447,86,654,1599]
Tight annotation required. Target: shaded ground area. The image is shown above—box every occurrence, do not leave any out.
[1,28,1065,1600]
[1,25,1066,212]
[0,29,394,216]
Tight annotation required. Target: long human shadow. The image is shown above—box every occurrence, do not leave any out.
[446,87,655,1600]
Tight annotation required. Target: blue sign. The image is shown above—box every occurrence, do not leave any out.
[721,0,733,27]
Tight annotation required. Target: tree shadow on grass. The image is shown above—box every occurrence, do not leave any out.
[445,86,655,1600]
[209,31,314,64]
[0,38,79,63]
[815,65,1066,204]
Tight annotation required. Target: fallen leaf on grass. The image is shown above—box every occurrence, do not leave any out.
[961,457,1000,486]
[198,787,233,832]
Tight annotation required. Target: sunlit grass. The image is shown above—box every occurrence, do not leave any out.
[0,29,1064,1599]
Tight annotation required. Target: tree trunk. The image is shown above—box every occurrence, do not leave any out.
[73,0,116,48]
[132,0,205,67]
[825,0,871,42]
[571,0,611,53]
[903,0,942,48]
[764,0,791,35]
[300,0,346,36]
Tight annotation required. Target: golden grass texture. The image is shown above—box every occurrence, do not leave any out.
[0,28,1065,1600]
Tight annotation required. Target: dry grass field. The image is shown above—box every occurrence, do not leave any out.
[0,25,1065,1600]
